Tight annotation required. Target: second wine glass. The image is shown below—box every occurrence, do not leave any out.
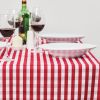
[31,8,45,50]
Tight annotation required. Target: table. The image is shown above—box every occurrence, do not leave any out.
[0,40,100,100]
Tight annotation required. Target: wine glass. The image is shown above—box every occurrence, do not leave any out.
[31,8,45,50]
[0,14,15,61]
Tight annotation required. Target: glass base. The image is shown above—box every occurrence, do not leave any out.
[34,47,43,53]
[1,56,14,62]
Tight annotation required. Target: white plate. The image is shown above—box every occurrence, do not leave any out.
[0,41,6,49]
[39,43,96,58]
[38,33,84,43]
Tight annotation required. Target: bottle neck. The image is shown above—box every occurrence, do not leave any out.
[22,0,26,4]
[22,0,27,10]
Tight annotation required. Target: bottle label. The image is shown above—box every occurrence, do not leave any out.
[22,13,29,37]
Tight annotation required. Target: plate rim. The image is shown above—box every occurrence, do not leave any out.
[39,33,85,39]
[39,43,96,51]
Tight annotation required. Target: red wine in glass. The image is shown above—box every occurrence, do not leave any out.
[15,21,21,28]
[8,20,21,28]
[0,28,15,37]
[31,24,45,32]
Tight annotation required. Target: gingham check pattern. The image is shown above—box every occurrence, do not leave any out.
[40,37,82,43]
[47,49,88,58]
[0,38,100,100]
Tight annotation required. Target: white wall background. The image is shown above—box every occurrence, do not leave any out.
[0,0,100,60]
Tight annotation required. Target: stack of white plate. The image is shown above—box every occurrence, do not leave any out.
[38,33,96,58]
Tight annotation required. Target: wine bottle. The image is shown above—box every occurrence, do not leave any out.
[19,0,30,44]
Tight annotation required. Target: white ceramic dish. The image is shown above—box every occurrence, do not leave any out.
[38,33,84,43]
[39,43,96,58]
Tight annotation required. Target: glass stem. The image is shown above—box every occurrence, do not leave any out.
[36,32,39,49]
[34,32,36,48]
[6,38,9,58]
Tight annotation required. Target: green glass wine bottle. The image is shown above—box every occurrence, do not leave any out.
[19,0,30,44]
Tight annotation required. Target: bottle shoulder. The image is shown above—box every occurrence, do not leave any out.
[19,8,30,16]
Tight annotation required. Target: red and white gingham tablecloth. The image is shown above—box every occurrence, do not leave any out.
[0,38,100,100]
